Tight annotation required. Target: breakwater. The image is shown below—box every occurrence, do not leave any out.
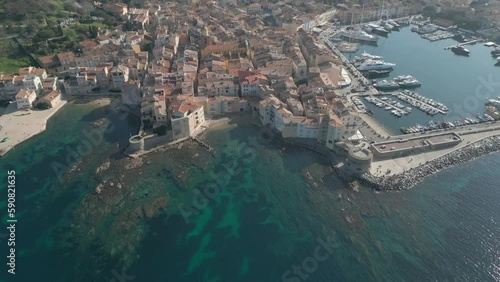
[362,135,500,191]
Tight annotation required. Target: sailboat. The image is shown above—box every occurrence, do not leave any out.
[339,5,378,43]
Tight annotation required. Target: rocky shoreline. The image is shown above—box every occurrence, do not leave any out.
[362,135,500,191]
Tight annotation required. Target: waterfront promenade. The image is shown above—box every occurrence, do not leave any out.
[370,122,500,176]
[0,100,67,156]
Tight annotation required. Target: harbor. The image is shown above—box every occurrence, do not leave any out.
[339,25,500,136]
[364,96,410,117]
[316,20,500,191]
[444,39,483,50]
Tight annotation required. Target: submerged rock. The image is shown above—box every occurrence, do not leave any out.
[95,160,111,174]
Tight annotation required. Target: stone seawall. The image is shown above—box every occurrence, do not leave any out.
[362,135,500,191]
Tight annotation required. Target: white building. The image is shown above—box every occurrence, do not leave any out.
[340,111,361,137]
[15,88,37,109]
[246,3,262,13]
[205,80,239,97]
[240,75,262,96]
[170,101,205,140]
[121,80,142,106]
[274,107,293,133]
[297,119,319,139]
[110,65,130,88]
[41,90,62,108]
[326,114,345,149]
[258,94,284,126]
[22,75,42,94]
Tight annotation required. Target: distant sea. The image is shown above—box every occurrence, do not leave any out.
[0,27,499,282]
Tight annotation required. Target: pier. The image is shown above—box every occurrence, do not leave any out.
[368,96,405,112]
[390,92,447,115]
[444,39,482,50]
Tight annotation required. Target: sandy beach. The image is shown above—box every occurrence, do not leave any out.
[0,100,68,156]
[0,97,114,157]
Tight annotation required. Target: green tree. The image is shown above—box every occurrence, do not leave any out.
[153,125,167,136]
[35,29,56,41]
[422,5,437,18]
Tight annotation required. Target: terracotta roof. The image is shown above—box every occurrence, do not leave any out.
[79,40,99,48]
[43,90,61,101]
[15,88,35,99]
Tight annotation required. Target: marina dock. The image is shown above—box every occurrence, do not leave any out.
[390,92,447,115]
[368,96,405,112]
[444,39,482,50]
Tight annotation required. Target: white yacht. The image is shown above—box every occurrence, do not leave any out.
[358,60,396,71]
[362,25,373,33]
[418,24,438,34]
[339,29,378,42]
[359,51,382,61]
[394,75,414,82]
[387,19,400,28]
[381,21,394,31]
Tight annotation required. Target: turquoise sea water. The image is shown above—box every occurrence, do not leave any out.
[0,102,499,282]
[0,27,499,282]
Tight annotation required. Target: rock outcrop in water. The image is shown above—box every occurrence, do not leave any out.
[362,136,500,191]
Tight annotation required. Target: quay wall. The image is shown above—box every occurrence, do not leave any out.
[362,135,500,191]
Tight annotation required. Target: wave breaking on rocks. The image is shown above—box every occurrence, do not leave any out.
[361,135,500,191]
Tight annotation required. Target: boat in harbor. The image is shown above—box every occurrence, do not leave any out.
[451,46,470,56]
[362,25,373,33]
[398,79,421,88]
[491,47,500,57]
[394,75,414,82]
[357,51,382,61]
[357,60,396,71]
[339,29,378,43]
[373,79,399,91]
[372,26,389,37]
[417,24,438,34]
[361,69,391,78]
[387,19,400,29]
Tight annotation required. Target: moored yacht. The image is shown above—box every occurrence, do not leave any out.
[357,59,396,71]
[362,25,373,33]
[418,24,438,34]
[339,29,378,43]
[387,19,400,29]
[394,75,414,82]
[451,46,471,56]
[373,79,399,90]
[398,79,421,88]
[492,47,500,57]
[361,69,392,78]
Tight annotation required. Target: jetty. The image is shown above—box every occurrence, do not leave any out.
[391,92,447,115]
[368,96,405,112]
[444,39,482,50]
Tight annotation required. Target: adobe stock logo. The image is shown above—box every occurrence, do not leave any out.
[281,235,339,282]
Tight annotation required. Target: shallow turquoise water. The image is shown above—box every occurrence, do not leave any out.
[0,102,499,282]
[0,29,500,281]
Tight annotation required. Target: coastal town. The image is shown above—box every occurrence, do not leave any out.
[1,0,500,191]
